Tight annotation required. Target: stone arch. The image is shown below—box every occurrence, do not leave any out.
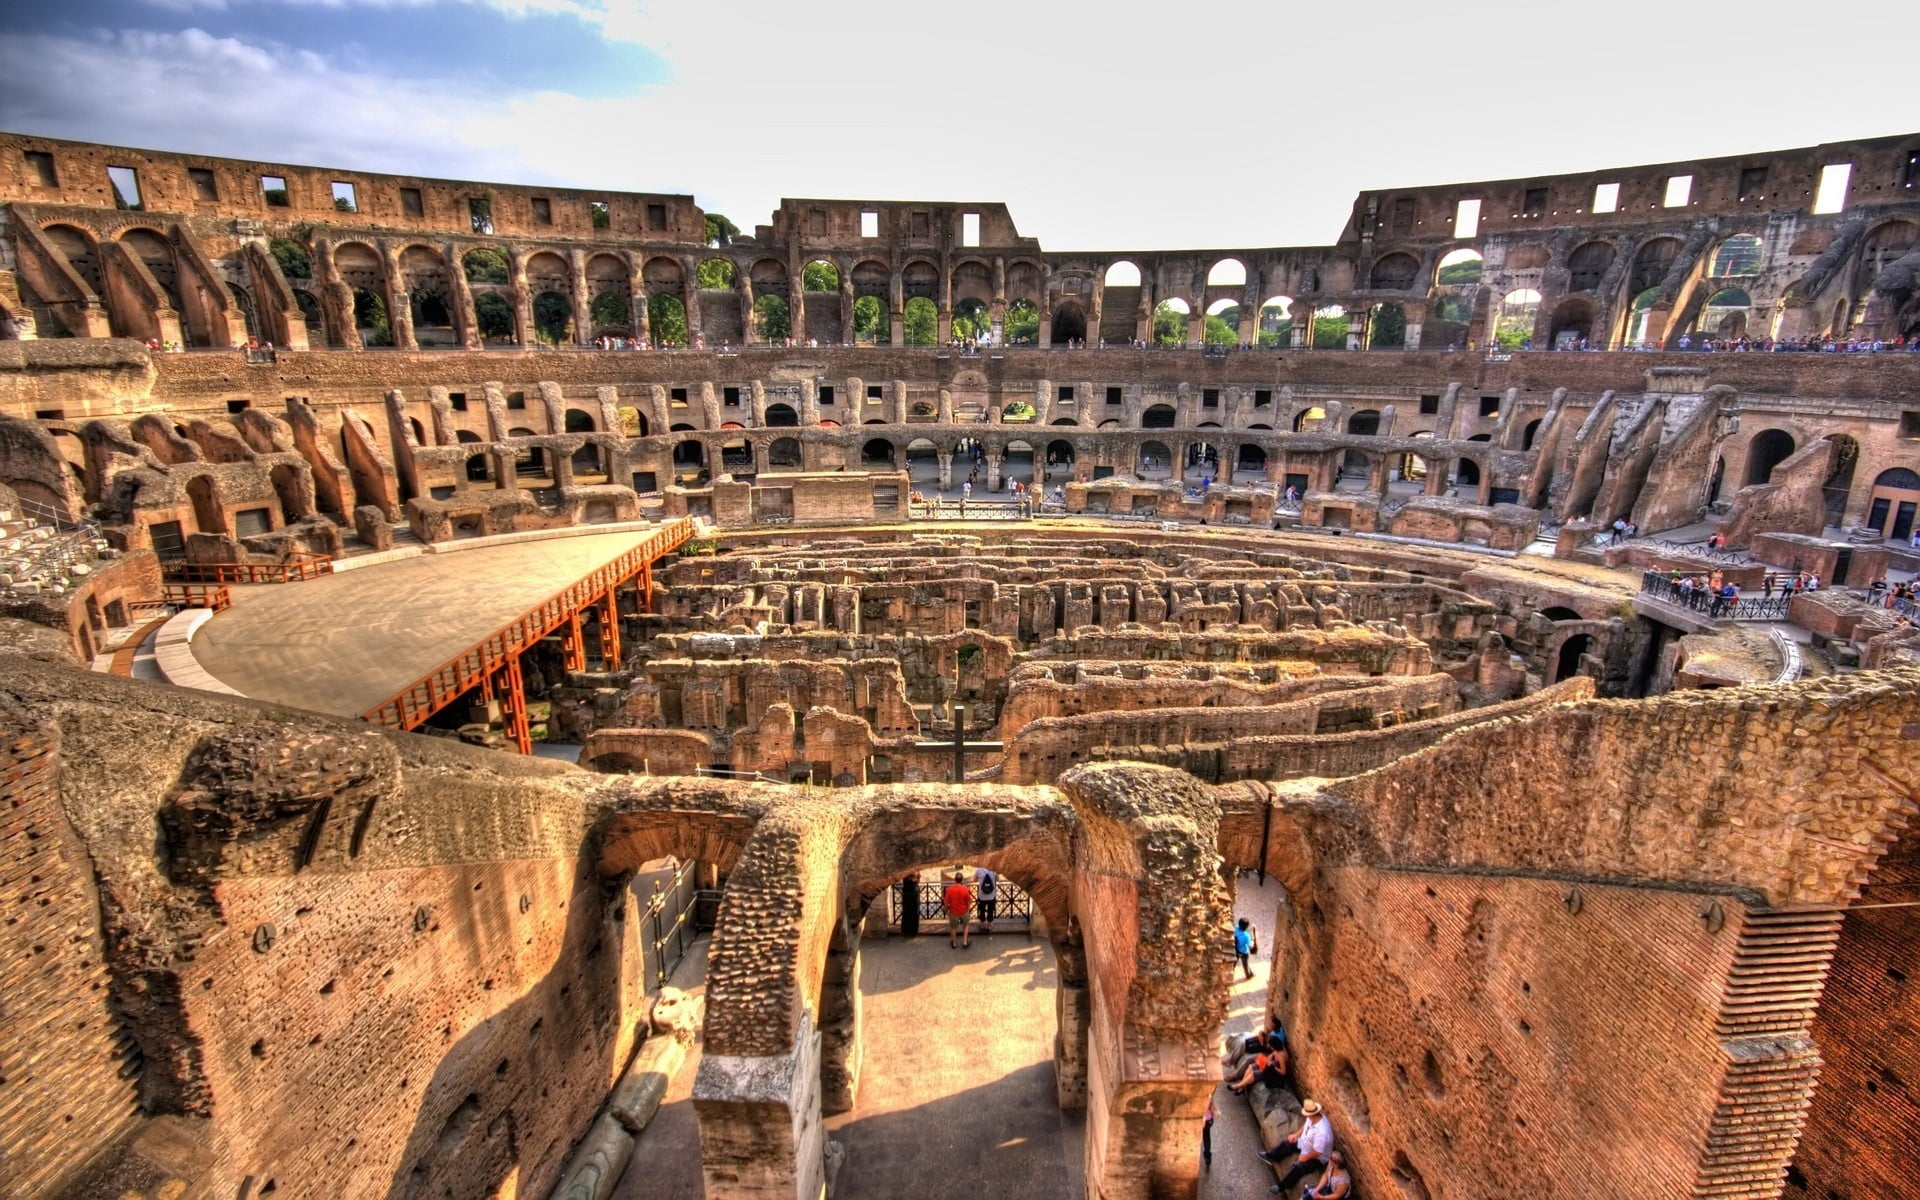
[1745,429,1797,486]
[902,296,938,346]
[1051,301,1087,345]
[1549,296,1595,347]
[1367,302,1407,348]
[1708,234,1764,278]
[1141,404,1176,430]
[1206,257,1247,287]
[900,259,940,300]
[1236,443,1268,472]
[268,462,310,521]
[1257,295,1294,347]
[1567,241,1616,292]
[1626,237,1681,296]
[1369,253,1420,291]
[767,437,802,469]
[951,259,993,305]
[1005,298,1040,346]
[400,245,453,343]
[1435,248,1483,286]
[41,223,104,294]
[1103,261,1142,287]
[861,438,895,467]
[643,256,686,297]
[185,473,226,534]
[764,403,800,428]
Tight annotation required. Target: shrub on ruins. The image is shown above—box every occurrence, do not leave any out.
[649,294,688,346]
[1001,400,1036,422]
[590,291,630,328]
[270,237,311,280]
[463,248,510,284]
[474,293,515,341]
[705,213,739,248]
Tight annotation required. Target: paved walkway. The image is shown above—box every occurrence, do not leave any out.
[188,530,651,716]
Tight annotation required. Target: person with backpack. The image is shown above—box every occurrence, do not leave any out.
[975,866,998,933]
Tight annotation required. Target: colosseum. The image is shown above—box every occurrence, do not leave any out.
[1,128,1916,1200]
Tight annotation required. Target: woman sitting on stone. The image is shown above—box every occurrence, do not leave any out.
[1225,1045,1289,1096]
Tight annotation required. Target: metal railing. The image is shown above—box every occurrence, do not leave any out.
[890,878,1033,930]
[1639,571,1789,622]
[164,552,334,585]
[910,498,1034,521]
[360,518,694,732]
[639,860,702,993]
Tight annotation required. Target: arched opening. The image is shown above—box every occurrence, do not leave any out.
[227,283,261,342]
[1821,435,1859,527]
[1436,248,1483,286]
[294,290,326,340]
[1745,429,1797,486]
[1867,466,1920,540]
[1549,297,1594,348]
[1427,295,1473,349]
[1152,298,1190,347]
[1541,606,1583,622]
[589,291,630,334]
[1138,440,1172,477]
[1293,406,1327,432]
[1186,441,1218,474]
[1627,238,1680,297]
[903,296,938,346]
[1553,633,1593,684]
[1003,440,1035,490]
[1347,410,1381,436]
[1141,404,1176,430]
[696,257,736,290]
[1366,302,1406,348]
[1257,296,1294,347]
[186,475,226,535]
[1522,419,1543,451]
[952,297,990,343]
[767,437,802,469]
[465,453,491,483]
[1044,440,1075,476]
[752,294,790,342]
[764,403,799,428]
[671,439,707,485]
[473,293,516,344]
[1050,302,1086,345]
[1708,457,1726,504]
[905,438,939,491]
[1567,241,1615,292]
[1495,289,1542,351]
[1004,298,1040,346]
[1709,235,1764,278]
[803,259,839,292]
[852,295,887,345]
[269,463,307,522]
[1237,444,1268,472]
[648,294,688,347]
[1206,258,1246,287]
[1623,286,1662,348]
[1311,304,1348,349]
[462,247,510,284]
[1204,298,1240,345]
[564,409,597,434]
[531,291,572,345]
[1103,261,1142,287]
[1455,458,1482,487]
[351,287,391,348]
[861,439,895,467]
[1369,253,1420,291]
[1696,288,1751,339]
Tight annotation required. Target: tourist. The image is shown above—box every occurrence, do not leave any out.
[1610,518,1627,545]
[1226,1045,1288,1096]
[1233,917,1255,979]
[975,866,998,932]
[962,480,972,500]
[1808,571,1820,591]
[1304,1150,1352,1199]
[1258,1098,1335,1194]
[1202,1095,1215,1171]
[943,870,973,949]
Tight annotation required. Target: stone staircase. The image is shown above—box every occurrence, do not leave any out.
[0,501,114,601]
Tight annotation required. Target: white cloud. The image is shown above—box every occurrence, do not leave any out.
[10,1,1917,250]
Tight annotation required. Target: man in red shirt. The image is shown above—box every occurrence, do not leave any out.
[943,870,974,949]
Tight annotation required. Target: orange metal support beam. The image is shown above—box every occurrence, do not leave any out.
[561,610,587,673]
[599,590,622,667]
[497,655,532,755]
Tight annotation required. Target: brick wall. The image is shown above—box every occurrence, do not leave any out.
[0,712,141,1198]
[1785,822,1920,1200]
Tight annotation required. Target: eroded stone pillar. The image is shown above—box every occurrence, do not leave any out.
[694,1013,826,1200]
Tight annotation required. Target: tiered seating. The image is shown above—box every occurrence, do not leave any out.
[0,508,114,599]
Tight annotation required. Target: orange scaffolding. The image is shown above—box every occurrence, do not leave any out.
[359,520,694,753]
[165,553,334,585]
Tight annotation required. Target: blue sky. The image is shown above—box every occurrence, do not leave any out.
[0,0,1906,250]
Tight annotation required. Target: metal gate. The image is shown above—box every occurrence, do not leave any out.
[638,860,701,993]
[887,876,1033,932]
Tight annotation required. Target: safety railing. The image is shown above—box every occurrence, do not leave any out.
[162,582,232,612]
[890,878,1032,929]
[1639,571,1790,622]
[360,518,694,732]
[164,553,334,584]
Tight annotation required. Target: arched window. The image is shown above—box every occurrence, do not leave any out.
[1436,249,1483,286]
[1567,242,1614,292]
[1708,235,1764,277]
[1369,253,1419,291]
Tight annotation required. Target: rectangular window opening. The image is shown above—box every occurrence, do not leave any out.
[34,408,65,420]
[1813,163,1852,214]
[859,210,880,238]
[1059,386,1074,402]
[1106,386,1123,405]
[24,150,57,187]
[723,386,741,406]
[449,392,469,412]
[506,391,527,410]
[1663,175,1693,208]
[1522,187,1548,217]
[591,200,610,229]
[1391,197,1414,231]
[817,386,834,404]
[331,181,357,213]
[188,167,218,201]
[647,203,667,230]
[1254,389,1272,408]
[1737,167,1768,201]
[1478,396,1501,417]
[400,187,423,217]
[1452,198,1480,239]
[107,165,142,211]
[261,175,289,207]
[911,211,930,238]
[226,399,251,414]
[1592,182,1620,214]
[469,196,494,234]
[531,198,552,225]
[1202,388,1220,408]
[961,212,981,247]
[670,387,688,404]
[867,384,883,399]
[1419,394,1440,415]
[809,209,827,237]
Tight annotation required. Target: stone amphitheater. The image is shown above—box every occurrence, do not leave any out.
[1,129,1917,1200]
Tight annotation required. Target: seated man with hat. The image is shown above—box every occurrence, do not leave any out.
[1258,1098,1334,1195]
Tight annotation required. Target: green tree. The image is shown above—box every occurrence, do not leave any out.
[473,292,515,341]
[952,299,990,341]
[696,258,736,289]
[705,213,740,248]
[853,294,887,343]
[270,237,311,280]
[1369,304,1408,348]
[590,291,630,328]
[753,295,790,341]
[1004,300,1039,345]
[334,196,355,213]
[1204,314,1237,345]
[463,248,510,284]
[532,292,573,344]
[803,260,840,292]
[590,201,610,229]
[1312,314,1349,349]
[903,297,937,346]
[1153,302,1188,346]
[649,294,687,346]
[353,289,391,347]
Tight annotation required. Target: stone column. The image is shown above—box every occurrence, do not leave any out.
[507,248,535,349]
[448,240,481,350]
[569,249,593,346]
[1347,303,1369,351]
[737,273,756,346]
[682,258,705,348]
[1238,282,1258,347]
[937,452,953,491]
[799,380,819,426]
[839,274,855,345]
[1136,275,1155,344]
[1087,275,1105,345]
[1037,265,1054,345]
[986,454,1002,492]
[383,242,418,351]
[628,256,648,345]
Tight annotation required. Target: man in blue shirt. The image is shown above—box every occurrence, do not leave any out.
[1233,917,1254,979]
